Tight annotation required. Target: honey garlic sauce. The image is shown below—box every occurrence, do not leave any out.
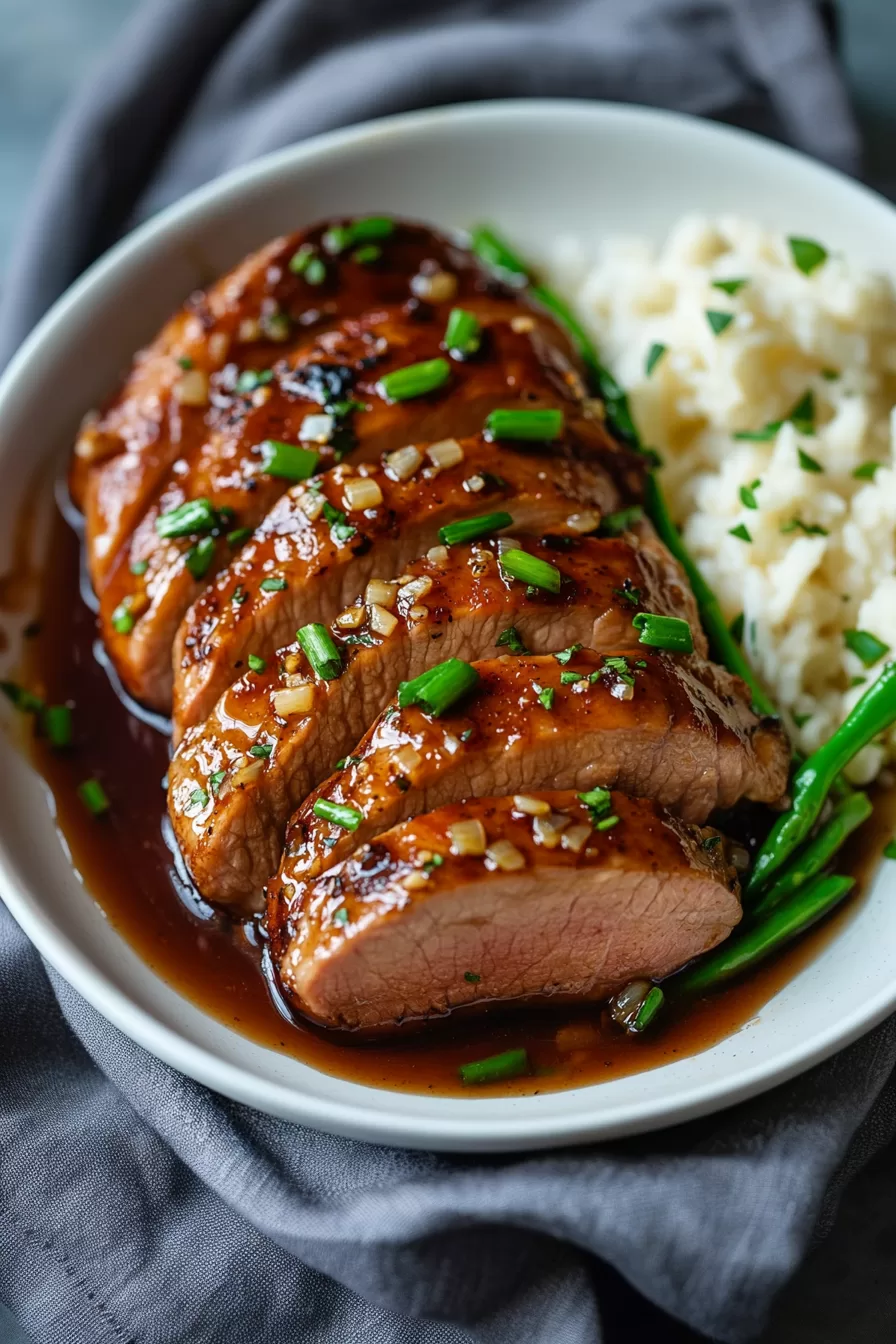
[18,503,890,1098]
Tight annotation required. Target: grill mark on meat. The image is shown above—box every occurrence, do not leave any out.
[267,792,741,1031]
[168,532,702,907]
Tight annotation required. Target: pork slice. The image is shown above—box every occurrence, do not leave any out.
[99,304,629,711]
[268,791,741,1031]
[168,532,702,908]
[270,649,788,919]
[73,217,514,585]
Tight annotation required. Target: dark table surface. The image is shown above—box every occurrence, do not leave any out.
[1,2,895,1340]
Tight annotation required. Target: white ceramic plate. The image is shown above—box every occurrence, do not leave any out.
[2,100,896,1151]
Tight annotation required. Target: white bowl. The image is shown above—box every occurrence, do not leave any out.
[2,100,896,1151]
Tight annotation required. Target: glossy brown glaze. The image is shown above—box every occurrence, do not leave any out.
[169,533,703,907]
[73,218,521,575]
[275,791,740,1030]
[270,648,789,906]
[19,501,883,1097]
[170,432,629,735]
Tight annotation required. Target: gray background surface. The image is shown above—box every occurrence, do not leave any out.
[1,2,895,1342]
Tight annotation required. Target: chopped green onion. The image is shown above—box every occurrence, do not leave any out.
[249,743,273,759]
[733,422,781,443]
[554,644,582,666]
[632,612,694,653]
[613,580,642,607]
[798,448,823,473]
[352,244,381,265]
[260,576,288,592]
[632,985,665,1031]
[288,244,316,274]
[599,505,643,536]
[156,497,219,539]
[484,408,563,441]
[463,970,481,984]
[111,598,135,635]
[499,549,561,593]
[235,368,273,393]
[322,216,394,254]
[496,626,527,654]
[706,310,734,336]
[231,585,248,605]
[711,278,748,295]
[739,479,761,510]
[43,705,73,748]
[853,462,881,481]
[781,518,828,537]
[788,236,828,275]
[444,308,481,359]
[259,439,319,481]
[189,788,209,809]
[227,526,253,548]
[885,841,896,860]
[1,681,44,713]
[297,623,342,680]
[844,629,890,667]
[332,906,350,926]
[304,258,326,286]
[177,356,194,370]
[789,390,816,434]
[185,536,216,580]
[78,779,109,816]
[439,511,512,546]
[247,654,266,673]
[377,358,451,402]
[729,524,752,543]
[645,343,666,376]
[397,658,479,717]
[578,786,613,824]
[313,798,363,830]
[533,684,554,710]
[459,1047,529,1086]
[596,814,620,831]
[130,558,148,576]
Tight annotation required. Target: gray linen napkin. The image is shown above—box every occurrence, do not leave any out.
[1,3,892,1342]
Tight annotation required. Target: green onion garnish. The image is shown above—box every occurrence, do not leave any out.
[499,549,561,593]
[259,576,288,592]
[249,743,273,759]
[43,705,73,748]
[789,390,815,434]
[706,310,734,336]
[599,505,643,536]
[853,462,881,481]
[189,787,209,810]
[645,342,666,376]
[297,623,343,680]
[288,244,315,274]
[632,612,694,653]
[322,216,395,254]
[312,799,363,830]
[844,629,890,667]
[1,681,44,713]
[444,308,482,359]
[185,536,216,580]
[711,278,748,295]
[130,558,148,576]
[209,769,227,796]
[111,598,135,635]
[464,970,481,984]
[352,244,381,265]
[259,439,319,481]
[77,779,110,816]
[156,497,219,539]
[632,985,665,1031]
[739,479,760,510]
[483,408,563,441]
[247,654,266,673]
[303,258,326,286]
[780,518,828,537]
[397,658,479,717]
[496,626,527,654]
[458,1047,529,1086]
[788,236,828,275]
[226,527,253,548]
[377,358,451,402]
[733,422,781,443]
[885,841,896,860]
[798,448,823,473]
[438,511,512,547]
[729,524,752,543]
[578,787,613,824]
[596,814,620,831]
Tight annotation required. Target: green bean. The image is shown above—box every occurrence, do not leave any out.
[749,791,872,919]
[747,663,896,895]
[458,1047,530,1086]
[670,873,854,998]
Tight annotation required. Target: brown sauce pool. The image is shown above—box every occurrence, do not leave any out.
[13,497,890,1097]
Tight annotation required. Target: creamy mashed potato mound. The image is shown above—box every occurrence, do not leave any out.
[548,216,896,782]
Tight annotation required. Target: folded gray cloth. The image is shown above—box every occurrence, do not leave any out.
[1,3,889,1342]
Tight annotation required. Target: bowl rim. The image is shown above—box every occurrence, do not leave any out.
[3,96,896,1150]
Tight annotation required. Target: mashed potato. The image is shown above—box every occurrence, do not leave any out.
[547,216,896,782]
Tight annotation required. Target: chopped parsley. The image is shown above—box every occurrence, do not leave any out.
[705,310,734,336]
[711,278,747,295]
[259,576,288,592]
[739,479,761,510]
[496,626,527,654]
[613,579,642,607]
[248,743,273,759]
[463,970,481,984]
[231,585,248,605]
[729,523,752,543]
[560,671,584,685]
[798,448,823,473]
[189,787,209,809]
[578,787,614,826]
[853,462,881,481]
[554,643,583,666]
[645,342,666,377]
[534,683,554,711]
[209,769,227,796]
[788,236,828,275]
